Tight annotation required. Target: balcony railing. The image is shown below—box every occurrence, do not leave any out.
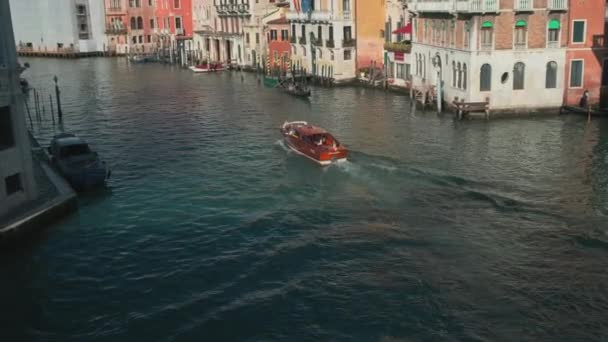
[106,24,127,34]
[547,40,559,48]
[513,42,526,49]
[548,0,567,10]
[311,11,331,22]
[384,42,411,53]
[176,28,184,36]
[514,0,532,11]
[480,42,492,51]
[593,34,607,48]
[411,0,499,13]
[286,11,310,21]
[343,10,352,20]
[299,36,306,44]
[326,39,335,48]
[343,38,356,47]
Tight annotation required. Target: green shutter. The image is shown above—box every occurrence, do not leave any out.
[481,21,493,28]
[515,20,526,28]
[573,21,585,43]
[548,19,560,30]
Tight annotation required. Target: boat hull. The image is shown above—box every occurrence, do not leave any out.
[283,138,347,165]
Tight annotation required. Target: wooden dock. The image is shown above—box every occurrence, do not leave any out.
[452,97,491,120]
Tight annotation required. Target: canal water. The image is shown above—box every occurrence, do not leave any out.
[1,58,607,341]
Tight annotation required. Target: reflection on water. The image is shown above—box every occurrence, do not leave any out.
[0,58,607,341]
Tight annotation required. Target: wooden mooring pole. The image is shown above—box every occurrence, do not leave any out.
[53,75,63,121]
[49,94,55,124]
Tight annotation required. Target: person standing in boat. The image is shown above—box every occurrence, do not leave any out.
[579,90,590,109]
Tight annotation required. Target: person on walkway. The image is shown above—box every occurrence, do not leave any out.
[580,90,590,108]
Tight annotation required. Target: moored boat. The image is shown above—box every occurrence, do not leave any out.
[560,105,608,117]
[189,62,225,73]
[280,121,348,165]
[279,82,311,98]
[48,133,111,191]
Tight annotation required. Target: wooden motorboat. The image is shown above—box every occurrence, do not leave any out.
[48,133,111,191]
[189,62,225,73]
[280,121,348,165]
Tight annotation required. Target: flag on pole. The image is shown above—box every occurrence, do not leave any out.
[294,0,301,13]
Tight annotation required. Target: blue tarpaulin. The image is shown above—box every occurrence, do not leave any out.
[301,0,312,12]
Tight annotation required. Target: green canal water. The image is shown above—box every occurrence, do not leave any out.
[1,58,608,341]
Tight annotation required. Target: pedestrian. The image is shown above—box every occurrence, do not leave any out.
[579,90,590,108]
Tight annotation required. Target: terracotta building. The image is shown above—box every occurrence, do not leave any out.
[266,16,292,71]
[409,0,569,111]
[105,0,129,54]
[155,0,193,64]
[564,0,608,108]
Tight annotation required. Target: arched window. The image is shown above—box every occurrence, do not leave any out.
[457,62,462,89]
[452,61,456,87]
[480,63,491,91]
[137,17,143,30]
[135,0,141,7]
[463,64,467,90]
[130,17,136,30]
[513,62,525,90]
[546,61,557,88]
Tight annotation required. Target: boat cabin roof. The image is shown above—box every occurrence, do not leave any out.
[55,136,87,147]
[293,125,328,136]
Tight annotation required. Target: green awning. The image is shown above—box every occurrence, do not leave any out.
[548,19,560,30]
[481,21,493,28]
[515,20,527,27]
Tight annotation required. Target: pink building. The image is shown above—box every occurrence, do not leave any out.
[104,0,157,54]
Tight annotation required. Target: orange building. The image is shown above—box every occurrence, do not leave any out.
[266,17,291,71]
[564,0,608,107]
[354,0,385,70]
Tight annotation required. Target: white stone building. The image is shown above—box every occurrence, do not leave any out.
[9,0,107,55]
[383,0,411,88]
[0,0,38,219]
[286,0,356,82]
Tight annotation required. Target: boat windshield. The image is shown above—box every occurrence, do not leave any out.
[60,144,91,158]
[309,134,337,147]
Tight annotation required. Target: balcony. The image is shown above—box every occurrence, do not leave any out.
[105,24,127,34]
[514,0,532,11]
[286,11,310,22]
[312,36,323,46]
[326,39,335,48]
[176,28,184,36]
[311,11,331,22]
[343,38,356,47]
[299,36,306,44]
[384,41,411,53]
[547,0,567,10]
[411,0,499,13]
[343,10,352,20]
[547,40,559,48]
[593,35,607,48]
[238,3,249,12]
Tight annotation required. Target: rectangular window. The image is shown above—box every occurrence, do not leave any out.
[481,28,492,49]
[246,33,250,43]
[602,59,608,86]
[572,20,585,43]
[570,60,583,88]
[270,30,277,41]
[301,25,305,39]
[344,49,351,60]
[138,35,143,43]
[174,0,180,9]
[514,27,526,48]
[5,173,22,196]
[405,64,411,79]
[342,0,350,11]
[149,0,153,5]
[317,26,322,41]
[548,29,559,47]
[281,29,288,41]
[150,19,155,29]
[292,24,296,38]
[329,26,334,41]
[344,26,352,41]
[397,63,405,79]
[256,33,260,44]
[0,106,15,150]
[175,17,182,30]
[464,28,469,48]
[147,35,151,43]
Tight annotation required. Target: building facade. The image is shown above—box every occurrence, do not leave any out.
[409,0,568,111]
[266,16,291,71]
[354,0,384,71]
[245,0,282,69]
[1,0,38,218]
[155,0,194,64]
[105,0,129,55]
[10,0,107,55]
[383,0,411,88]
[287,0,357,82]
[564,0,608,107]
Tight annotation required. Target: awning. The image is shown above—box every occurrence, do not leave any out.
[515,20,527,27]
[548,19,560,30]
[481,21,493,28]
[392,23,412,35]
